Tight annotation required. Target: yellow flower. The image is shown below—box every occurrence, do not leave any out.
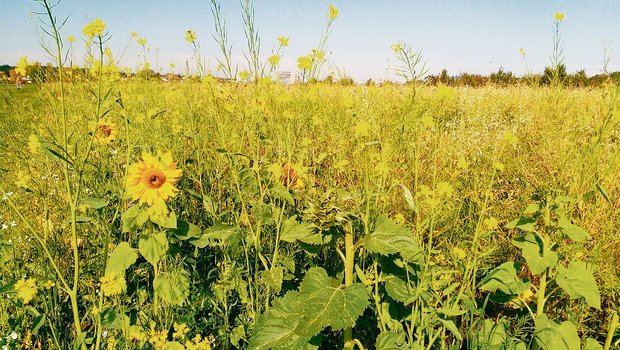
[128,326,146,342]
[493,162,505,172]
[92,305,100,316]
[312,49,325,60]
[28,134,43,155]
[100,273,126,297]
[554,11,565,22]
[281,163,305,189]
[297,55,312,70]
[15,170,30,188]
[126,152,182,206]
[185,29,197,43]
[268,55,280,66]
[483,217,500,230]
[173,322,189,339]
[503,131,518,146]
[130,31,138,38]
[328,5,339,20]
[185,334,212,350]
[436,182,454,198]
[391,42,402,53]
[67,35,75,43]
[137,38,147,46]
[82,18,106,39]
[518,48,526,57]
[42,280,55,290]
[394,213,405,224]
[14,278,37,304]
[91,120,116,144]
[354,120,371,137]
[457,156,468,170]
[16,56,28,76]
[148,329,168,348]
[239,70,249,81]
[278,36,289,47]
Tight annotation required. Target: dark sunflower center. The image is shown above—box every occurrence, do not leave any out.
[97,125,112,138]
[144,170,166,189]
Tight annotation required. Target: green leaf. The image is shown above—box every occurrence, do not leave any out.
[153,268,189,306]
[512,234,558,275]
[365,216,423,262]
[439,318,462,341]
[280,216,314,243]
[294,267,369,336]
[82,197,109,209]
[480,261,529,295]
[261,267,284,293]
[164,342,185,350]
[105,242,137,276]
[470,318,508,349]
[121,205,143,233]
[139,232,169,267]
[505,217,537,232]
[557,217,590,241]
[402,185,416,213]
[190,224,238,248]
[596,183,612,204]
[271,183,295,205]
[376,331,407,350]
[173,220,202,240]
[555,260,600,309]
[534,315,580,350]
[583,338,604,350]
[152,209,177,229]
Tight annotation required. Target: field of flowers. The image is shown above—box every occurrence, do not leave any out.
[1,2,620,350]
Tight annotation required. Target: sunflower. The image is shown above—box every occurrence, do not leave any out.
[92,120,116,144]
[281,163,305,189]
[126,152,182,206]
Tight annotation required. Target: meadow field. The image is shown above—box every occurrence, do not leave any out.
[1,2,620,350]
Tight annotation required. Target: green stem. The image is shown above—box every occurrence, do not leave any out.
[343,222,355,347]
[604,311,618,350]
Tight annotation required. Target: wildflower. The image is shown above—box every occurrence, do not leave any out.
[281,163,305,189]
[137,38,147,46]
[100,273,126,297]
[173,322,189,339]
[16,56,28,76]
[554,11,565,22]
[297,55,312,70]
[130,31,138,38]
[1,224,7,230]
[185,29,197,43]
[268,55,280,66]
[436,182,454,198]
[10,332,18,340]
[9,221,16,227]
[493,162,505,171]
[391,42,402,53]
[503,131,518,146]
[394,213,405,224]
[28,134,43,154]
[126,152,182,206]
[518,48,526,56]
[91,120,116,144]
[278,36,289,47]
[42,280,55,289]
[328,5,339,20]
[354,120,371,137]
[483,217,500,230]
[312,49,325,60]
[457,157,468,169]
[239,70,249,81]
[67,35,75,43]
[15,170,30,188]
[128,326,146,342]
[185,334,212,350]
[421,114,435,128]
[14,278,37,304]
[82,18,106,39]
[148,329,168,348]
[92,305,100,316]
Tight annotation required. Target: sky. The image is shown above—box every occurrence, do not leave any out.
[1,0,619,81]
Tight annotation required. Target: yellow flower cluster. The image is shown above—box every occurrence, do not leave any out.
[185,29,197,43]
[554,11,565,22]
[297,56,312,70]
[268,55,280,66]
[328,5,339,20]
[100,273,126,297]
[14,278,37,304]
[82,18,106,39]
[185,334,212,350]
[173,322,189,339]
[278,36,289,47]
[28,134,43,155]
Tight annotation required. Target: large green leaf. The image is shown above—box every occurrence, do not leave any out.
[505,217,537,232]
[555,260,600,309]
[294,268,369,336]
[583,338,603,350]
[512,234,558,275]
[479,261,529,295]
[173,220,202,241]
[534,315,580,350]
[82,197,109,209]
[139,232,168,267]
[376,331,407,350]
[469,318,508,349]
[153,268,189,306]
[365,216,423,263]
[121,205,143,233]
[280,216,314,243]
[190,224,238,248]
[557,217,590,241]
[105,242,138,276]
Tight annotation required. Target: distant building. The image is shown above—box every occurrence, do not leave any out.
[277,71,294,85]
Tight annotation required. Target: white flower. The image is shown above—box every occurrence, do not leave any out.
[10,332,17,339]
[9,221,16,227]
[1,224,7,230]
[102,330,108,338]
[3,345,8,350]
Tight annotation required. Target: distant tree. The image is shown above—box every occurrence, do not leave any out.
[490,67,516,86]
[438,69,452,85]
[136,68,160,80]
[567,69,588,87]
[541,64,567,85]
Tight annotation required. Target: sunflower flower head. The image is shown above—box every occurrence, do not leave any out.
[281,163,305,189]
[126,152,182,206]
[91,120,116,144]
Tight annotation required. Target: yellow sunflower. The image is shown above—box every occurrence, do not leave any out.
[126,152,182,206]
[91,120,116,144]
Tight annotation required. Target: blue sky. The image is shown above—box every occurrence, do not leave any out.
[1,0,619,81]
